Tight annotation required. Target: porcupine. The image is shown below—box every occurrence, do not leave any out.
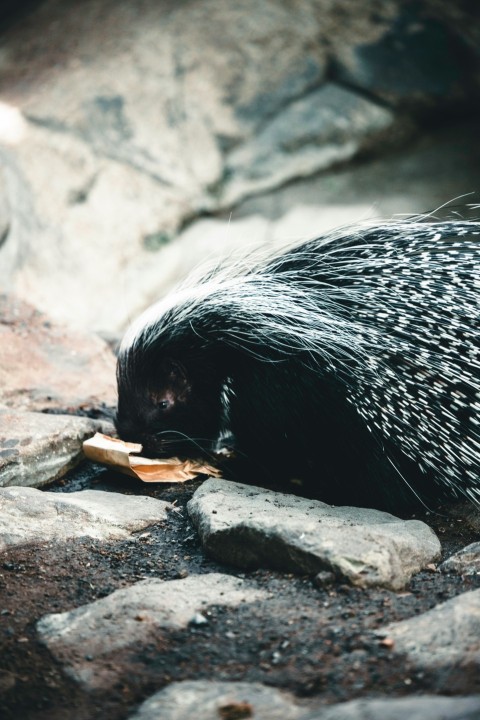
[116,220,480,512]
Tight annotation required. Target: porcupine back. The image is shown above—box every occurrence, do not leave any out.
[117,220,480,510]
[343,223,480,506]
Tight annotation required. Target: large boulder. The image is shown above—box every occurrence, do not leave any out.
[0,0,478,333]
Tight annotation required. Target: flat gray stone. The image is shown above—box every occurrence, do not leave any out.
[377,589,480,671]
[440,542,480,575]
[187,479,441,590]
[0,410,109,488]
[128,682,480,720]
[0,487,169,550]
[129,680,305,720]
[304,695,480,720]
[37,573,266,689]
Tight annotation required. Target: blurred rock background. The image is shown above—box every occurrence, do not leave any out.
[0,0,479,335]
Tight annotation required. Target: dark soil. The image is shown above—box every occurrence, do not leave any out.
[0,463,479,720]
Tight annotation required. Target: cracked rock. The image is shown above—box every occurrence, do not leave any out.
[0,410,109,488]
[37,573,266,689]
[187,478,441,590]
[0,487,170,550]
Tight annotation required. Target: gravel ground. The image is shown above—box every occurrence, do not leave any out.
[1,463,479,720]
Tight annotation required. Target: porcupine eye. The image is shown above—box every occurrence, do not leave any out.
[150,392,175,413]
[150,388,178,413]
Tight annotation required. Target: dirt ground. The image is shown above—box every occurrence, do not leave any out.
[1,463,479,720]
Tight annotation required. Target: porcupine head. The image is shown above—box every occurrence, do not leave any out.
[115,290,228,462]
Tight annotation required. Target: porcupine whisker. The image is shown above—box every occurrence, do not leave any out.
[384,456,440,514]
[151,431,221,462]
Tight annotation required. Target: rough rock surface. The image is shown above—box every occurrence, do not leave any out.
[0,487,170,550]
[0,0,478,333]
[0,410,109,488]
[378,588,480,670]
[187,478,441,590]
[37,573,267,689]
[0,294,116,412]
[128,682,480,720]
